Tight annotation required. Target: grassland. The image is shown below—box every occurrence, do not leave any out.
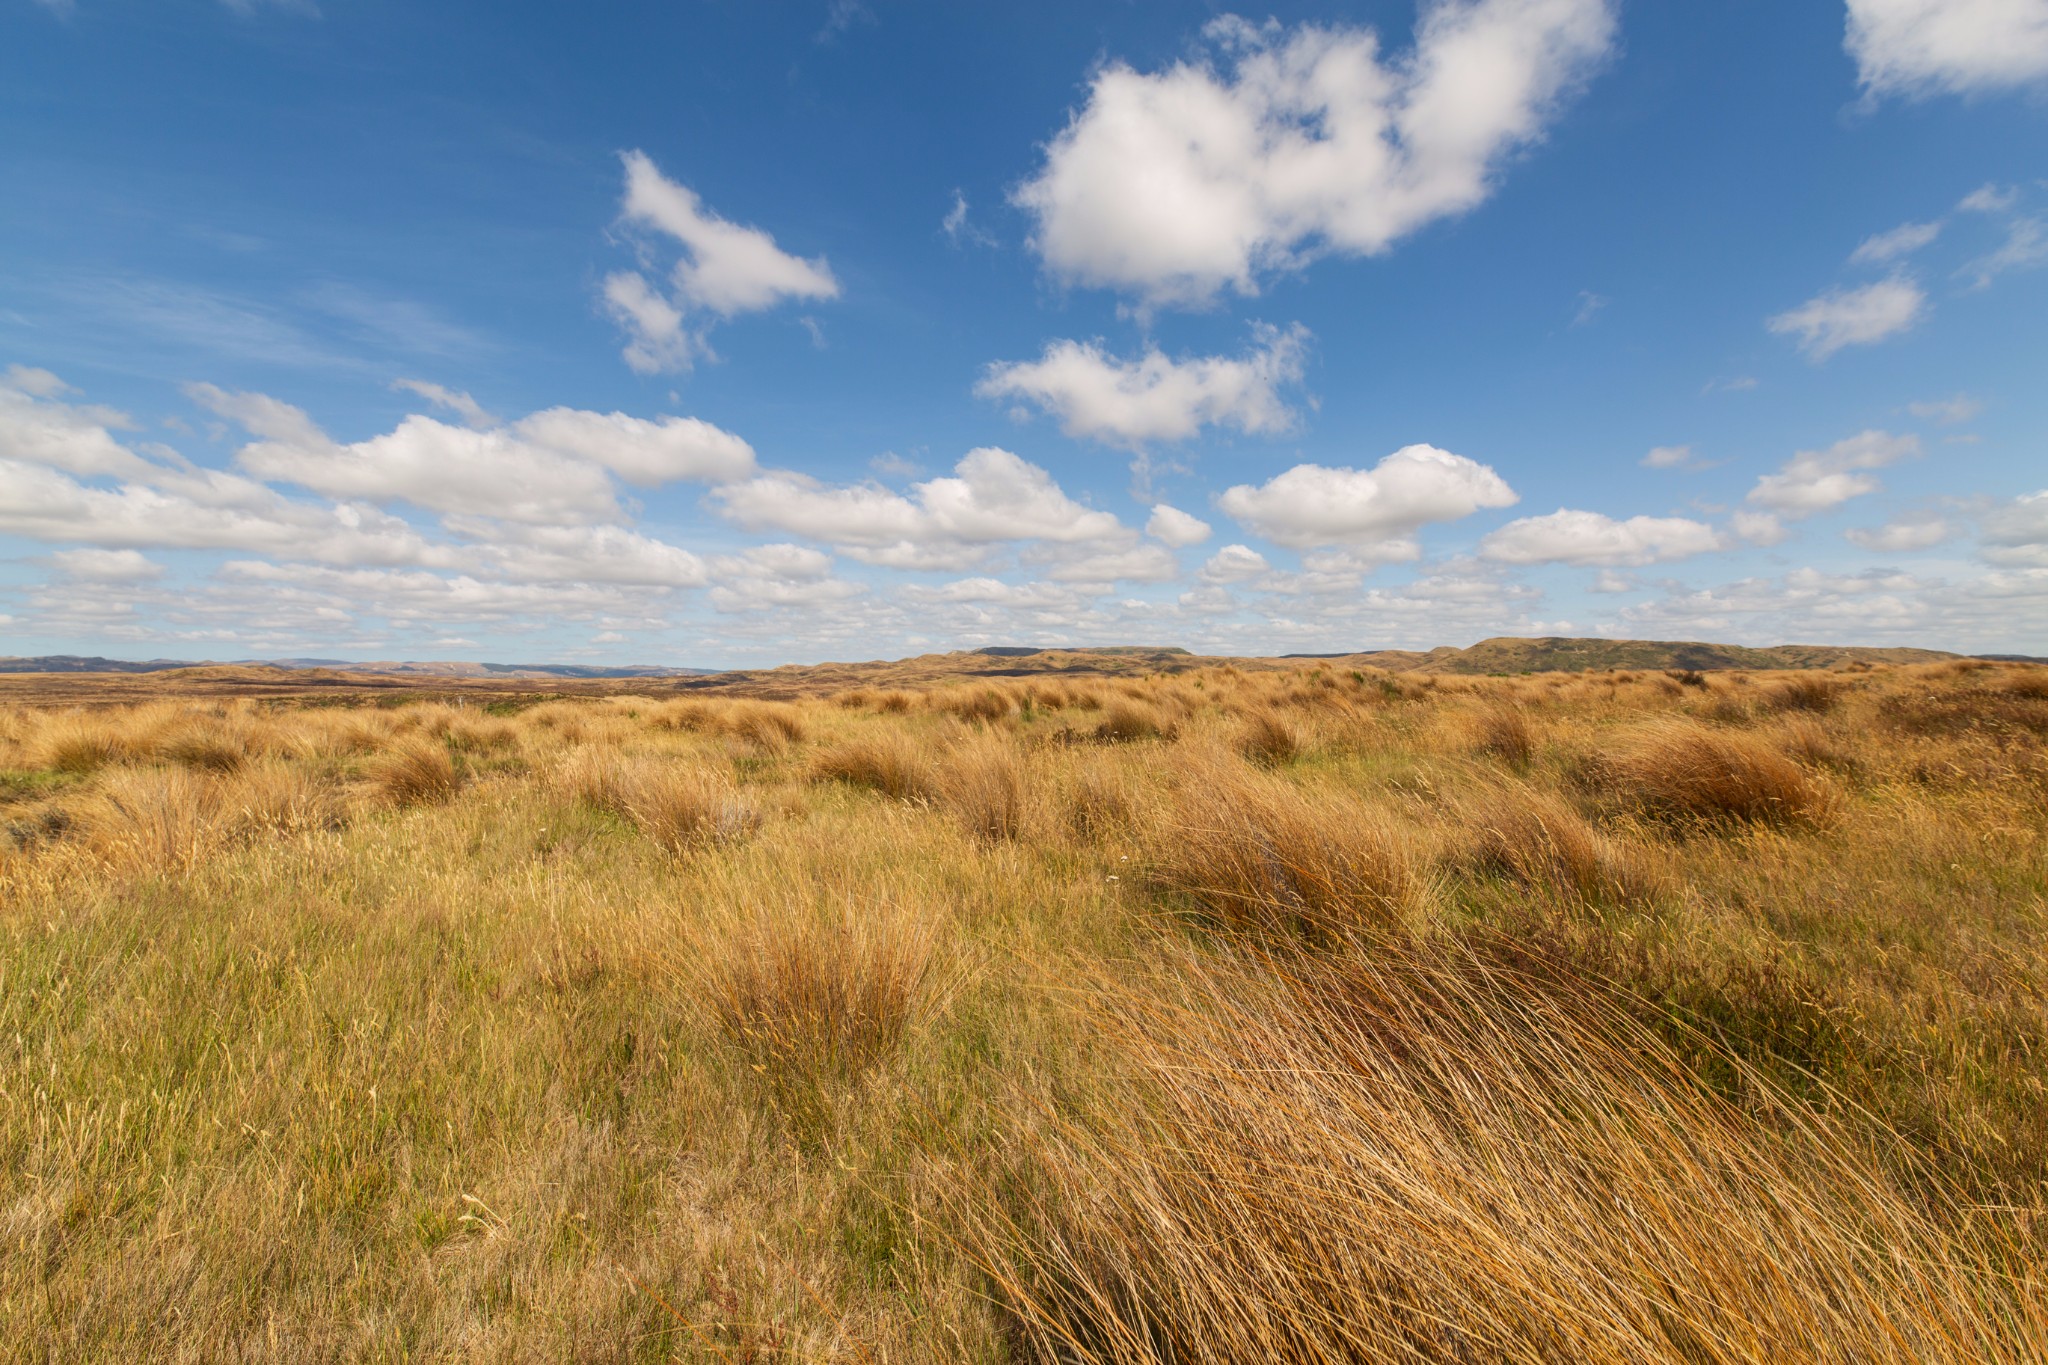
[2,657,2045,1361]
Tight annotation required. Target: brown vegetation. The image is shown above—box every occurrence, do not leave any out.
[1,659,2044,1359]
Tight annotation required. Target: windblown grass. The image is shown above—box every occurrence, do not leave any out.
[0,663,2042,1359]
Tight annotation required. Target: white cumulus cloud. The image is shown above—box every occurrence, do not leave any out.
[977,324,1308,448]
[603,150,840,373]
[1982,490,2048,565]
[49,548,165,581]
[1217,444,1517,552]
[1201,544,1272,583]
[1146,503,1213,546]
[1014,1,1617,309]
[1846,0,2048,98]
[1746,430,1920,517]
[1767,276,1926,360]
[713,446,1124,568]
[1844,511,1955,552]
[1479,509,1723,566]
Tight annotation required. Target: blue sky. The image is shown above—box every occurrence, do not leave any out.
[3,0,2045,665]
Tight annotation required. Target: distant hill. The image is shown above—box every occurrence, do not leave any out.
[0,656,713,680]
[1331,637,1960,675]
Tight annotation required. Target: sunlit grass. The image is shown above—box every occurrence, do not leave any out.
[1,659,2044,1359]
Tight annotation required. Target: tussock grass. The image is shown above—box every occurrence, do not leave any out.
[965,940,2048,1365]
[688,898,941,1135]
[938,734,1030,841]
[1460,783,1653,907]
[811,730,936,801]
[370,734,461,806]
[1614,720,1836,828]
[1092,698,1174,744]
[1475,702,1537,768]
[723,699,807,750]
[1233,710,1303,766]
[1148,751,1414,940]
[1767,674,1844,714]
[32,712,132,774]
[1,661,2044,1359]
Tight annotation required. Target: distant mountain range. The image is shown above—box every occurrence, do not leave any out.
[1314,636,1970,675]
[1,636,2034,690]
[0,655,714,680]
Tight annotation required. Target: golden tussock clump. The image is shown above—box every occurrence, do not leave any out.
[1612,721,1836,828]
[687,900,940,1131]
[810,730,937,801]
[557,746,760,851]
[370,736,461,808]
[1092,697,1175,744]
[31,712,135,774]
[1060,752,1140,842]
[220,759,346,837]
[1474,704,1537,769]
[931,685,1015,724]
[80,765,224,874]
[1234,711,1304,766]
[1459,783,1659,907]
[721,700,807,751]
[937,734,1030,842]
[963,939,2048,1365]
[157,718,249,774]
[623,762,761,853]
[1765,674,1844,714]
[1148,752,1414,941]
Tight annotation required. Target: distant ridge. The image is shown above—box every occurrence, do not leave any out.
[1324,636,1962,675]
[0,656,713,680]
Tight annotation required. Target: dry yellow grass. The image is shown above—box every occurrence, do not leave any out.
[0,663,2043,1360]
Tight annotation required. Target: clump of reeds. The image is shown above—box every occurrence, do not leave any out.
[810,732,935,801]
[1147,752,1413,941]
[963,938,2048,1365]
[1615,721,1836,828]
[371,736,461,807]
